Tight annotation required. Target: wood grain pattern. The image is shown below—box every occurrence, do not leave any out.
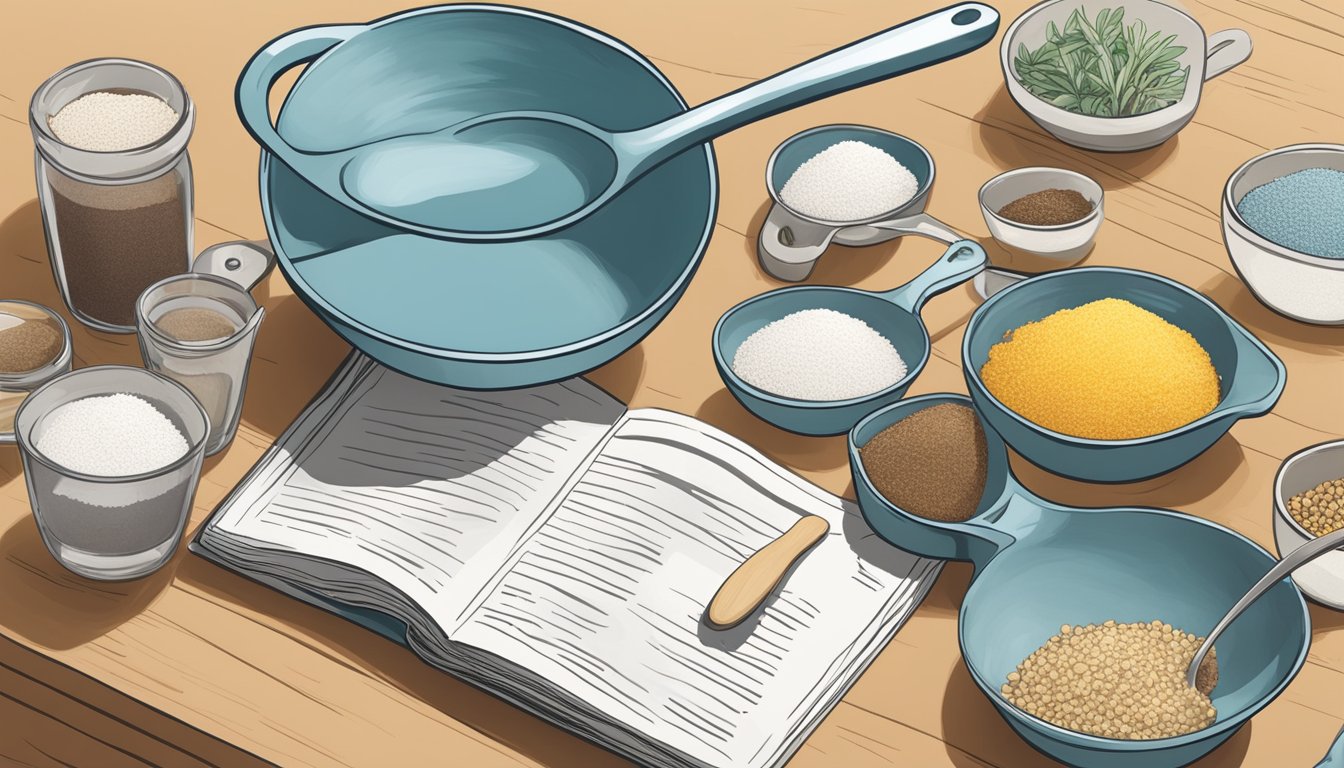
[0,0,1341,766]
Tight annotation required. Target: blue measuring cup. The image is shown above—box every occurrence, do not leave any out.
[849,393,1309,768]
[713,240,985,436]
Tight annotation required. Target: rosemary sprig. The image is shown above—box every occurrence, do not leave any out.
[1013,6,1190,118]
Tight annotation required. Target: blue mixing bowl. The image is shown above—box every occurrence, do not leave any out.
[240,5,716,388]
[713,240,985,435]
[961,267,1285,483]
[850,394,1310,768]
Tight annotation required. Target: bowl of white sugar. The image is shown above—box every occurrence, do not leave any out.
[759,125,964,281]
[715,240,987,435]
[14,365,209,580]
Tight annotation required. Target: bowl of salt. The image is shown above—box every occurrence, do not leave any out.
[758,124,966,281]
[714,240,986,436]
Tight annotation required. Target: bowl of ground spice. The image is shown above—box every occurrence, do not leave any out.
[979,167,1103,265]
[1274,440,1344,609]
[963,267,1284,483]
[0,300,73,443]
[850,393,1310,768]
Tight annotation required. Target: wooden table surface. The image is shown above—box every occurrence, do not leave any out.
[2,1,1342,766]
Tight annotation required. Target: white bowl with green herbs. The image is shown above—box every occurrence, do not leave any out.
[1001,0,1251,152]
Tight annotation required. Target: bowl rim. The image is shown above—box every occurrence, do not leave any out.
[1222,143,1344,271]
[978,166,1105,232]
[764,123,936,228]
[961,266,1283,446]
[1273,439,1344,543]
[957,504,1310,750]
[1000,0,1207,127]
[711,285,931,411]
[259,3,717,362]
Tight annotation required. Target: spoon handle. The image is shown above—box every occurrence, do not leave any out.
[1187,524,1344,688]
[619,3,1000,174]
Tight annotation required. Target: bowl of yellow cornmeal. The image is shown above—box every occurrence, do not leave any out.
[962,267,1285,483]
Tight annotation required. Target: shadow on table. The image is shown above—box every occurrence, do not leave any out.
[695,388,849,474]
[173,555,628,768]
[237,293,350,440]
[939,659,1253,767]
[0,515,176,649]
[973,85,1180,187]
[1010,432,1247,511]
[1199,271,1344,353]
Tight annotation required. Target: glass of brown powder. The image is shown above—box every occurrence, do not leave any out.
[0,300,73,442]
[136,274,264,456]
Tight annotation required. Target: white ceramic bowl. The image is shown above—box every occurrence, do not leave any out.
[978,167,1103,264]
[1001,0,1251,152]
[1223,144,1344,325]
[1274,440,1344,609]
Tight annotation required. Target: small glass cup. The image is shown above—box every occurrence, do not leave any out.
[136,273,264,456]
[0,300,73,443]
[14,366,209,580]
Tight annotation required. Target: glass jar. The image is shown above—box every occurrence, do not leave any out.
[14,366,209,580]
[0,300,73,442]
[30,58,195,333]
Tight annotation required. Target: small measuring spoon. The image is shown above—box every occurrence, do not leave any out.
[238,4,999,241]
[713,240,986,436]
[1187,525,1344,689]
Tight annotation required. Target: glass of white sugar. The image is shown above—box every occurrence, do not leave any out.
[14,366,209,580]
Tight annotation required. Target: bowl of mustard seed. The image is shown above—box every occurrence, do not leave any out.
[979,166,1104,265]
[1274,440,1344,609]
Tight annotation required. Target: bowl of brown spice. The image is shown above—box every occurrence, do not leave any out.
[979,167,1103,266]
[0,300,73,443]
[849,393,1310,768]
[1274,440,1344,609]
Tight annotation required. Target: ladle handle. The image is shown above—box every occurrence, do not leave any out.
[1187,524,1344,688]
[236,24,363,173]
[883,240,987,313]
[618,3,1000,175]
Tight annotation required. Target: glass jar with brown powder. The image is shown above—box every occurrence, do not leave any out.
[30,59,195,333]
[0,300,73,442]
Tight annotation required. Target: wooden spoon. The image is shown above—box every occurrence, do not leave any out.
[706,515,830,630]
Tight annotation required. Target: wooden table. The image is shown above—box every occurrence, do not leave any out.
[2,1,1342,765]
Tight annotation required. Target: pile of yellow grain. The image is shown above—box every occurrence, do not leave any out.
[979,298,1220,440]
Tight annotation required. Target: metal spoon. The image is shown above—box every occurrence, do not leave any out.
[259,4,999,242]
[1187,525,1344,689]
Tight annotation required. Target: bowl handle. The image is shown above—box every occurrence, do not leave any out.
[235,24,364,170]
[757,204,840,282]
[882,239,987,313]
[1205,29,1252,80]
[1222,314,1286,417]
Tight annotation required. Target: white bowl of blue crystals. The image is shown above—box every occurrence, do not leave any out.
[1223,144,1344,326]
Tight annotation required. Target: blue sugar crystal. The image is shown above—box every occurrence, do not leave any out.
[1236,167,1344,259]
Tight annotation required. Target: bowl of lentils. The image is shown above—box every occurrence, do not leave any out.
[1274,440,1344,609]
[1223,144,1344,325]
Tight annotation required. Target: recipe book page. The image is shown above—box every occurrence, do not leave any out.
[205,355,626,625]
[450,409,936,768]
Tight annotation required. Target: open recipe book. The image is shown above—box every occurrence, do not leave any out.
[192,354,941,768]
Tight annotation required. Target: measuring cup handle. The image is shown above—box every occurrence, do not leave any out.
[1204,29,1252,80]
[883,239,987,313]
[757,204,840,282]
[193,240,277,292]
[868,211,962,244]
[235,24,363,171]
